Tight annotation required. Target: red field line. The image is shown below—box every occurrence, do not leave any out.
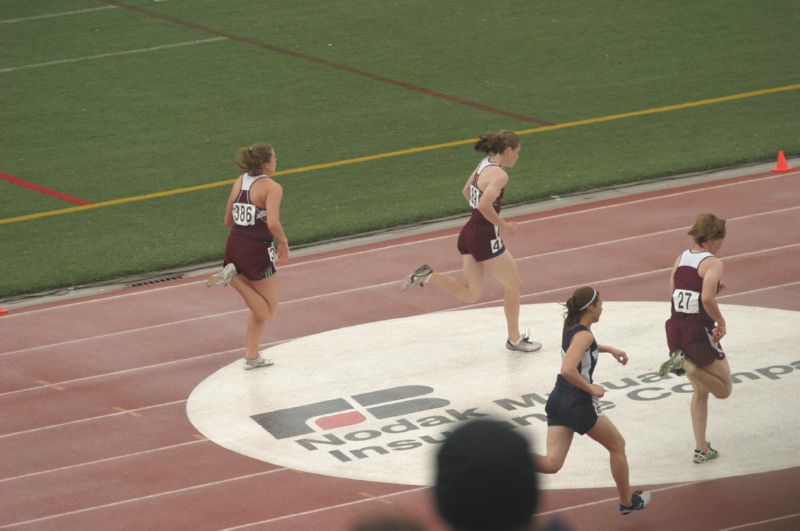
[0,172,92,205]
[102,0,553,126]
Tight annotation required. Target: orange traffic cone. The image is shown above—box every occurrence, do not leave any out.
[770,150,795,173]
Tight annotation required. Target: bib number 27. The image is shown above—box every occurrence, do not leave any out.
[672,288,700,314]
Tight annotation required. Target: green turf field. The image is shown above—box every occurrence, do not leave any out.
[1,0,799,298]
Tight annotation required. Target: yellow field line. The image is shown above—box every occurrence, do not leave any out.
[2,82,799,226]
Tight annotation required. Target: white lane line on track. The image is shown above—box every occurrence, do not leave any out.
[451,243,800,311]
[223,480,701,529]
[221,487,430,530]
[3,236,797,358]
[720,513,800,530]
[1,246,796,428]
[3,172,795,318]
[0,339,288,398]
[0,439,207,483]
[0,37,226,73]
[0,468,287,529]
[718,280,800,299]
[0,6,117,23]
[0,400,186,441]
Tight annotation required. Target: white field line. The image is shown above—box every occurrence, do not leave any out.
[0,468,287,529]
[3,172,795,318]
[720,513,800,531]
[0,37,226,74]
[0,6,117,23]
[0,439,207,483]
[2,201,797,358]
[0,400,186,441]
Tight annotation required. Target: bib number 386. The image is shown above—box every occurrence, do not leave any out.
[468,185,481,209]
[232,203,257,226]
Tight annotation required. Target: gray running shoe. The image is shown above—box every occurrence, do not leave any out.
[243,356,274,370]
[619,490,651,515]
[207,263,237,287]
[693,442,720,464]
[506,332,542,353]
[659,349,686,376]
[401,264,433,290]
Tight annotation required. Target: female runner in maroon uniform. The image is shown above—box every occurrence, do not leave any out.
[659,213,732,463]
[402,130,541,352]
[207,143,289,370]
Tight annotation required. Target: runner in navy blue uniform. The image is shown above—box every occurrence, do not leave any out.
[534,287,651,515]
[660,213,732,463]
[207,143,289,370]
[402,130,541,353]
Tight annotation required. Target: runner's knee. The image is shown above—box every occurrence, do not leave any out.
[463,286,482,304]
[713,382,732,399]
[538,456,564,474]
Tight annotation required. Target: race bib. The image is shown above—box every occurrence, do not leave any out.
[468,184,481,208]
[232,203,257,226]
[490,236,503,254]
[267,243,279,269]
[672,288,700,314]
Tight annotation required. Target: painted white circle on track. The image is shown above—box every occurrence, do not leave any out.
[187,302,800,489]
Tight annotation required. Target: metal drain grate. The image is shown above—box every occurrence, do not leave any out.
[129,274,184,287]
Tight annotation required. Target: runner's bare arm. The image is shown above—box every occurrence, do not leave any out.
[598,344,628,365]
[700,257,726,338]
[265,182,289,263]
[668,255,680,294]
[476,169,511,231]
[223,176,243,228]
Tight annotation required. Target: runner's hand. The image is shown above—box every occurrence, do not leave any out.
[277,242,290,265]
[590,384,605,398]
[502,221,518,237]
[713,322,726,341]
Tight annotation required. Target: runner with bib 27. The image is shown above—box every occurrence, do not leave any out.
[661,213,733,464]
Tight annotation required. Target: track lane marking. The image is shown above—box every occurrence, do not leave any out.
[0,245,796,422]
[1,468,288,528]
[1,174,795,321]
[2,272,796,398]
[0,400,186,440]
[0,440,208,483]
[721,513,800,531]
[2,204,797,357]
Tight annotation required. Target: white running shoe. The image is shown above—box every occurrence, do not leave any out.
[693,442,720,464]
[207,263,237,287]
[401,264,433,290]
[506,332,542,353]
[243,356,274,370]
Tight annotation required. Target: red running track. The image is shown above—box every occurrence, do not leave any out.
[1,169,799,530]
